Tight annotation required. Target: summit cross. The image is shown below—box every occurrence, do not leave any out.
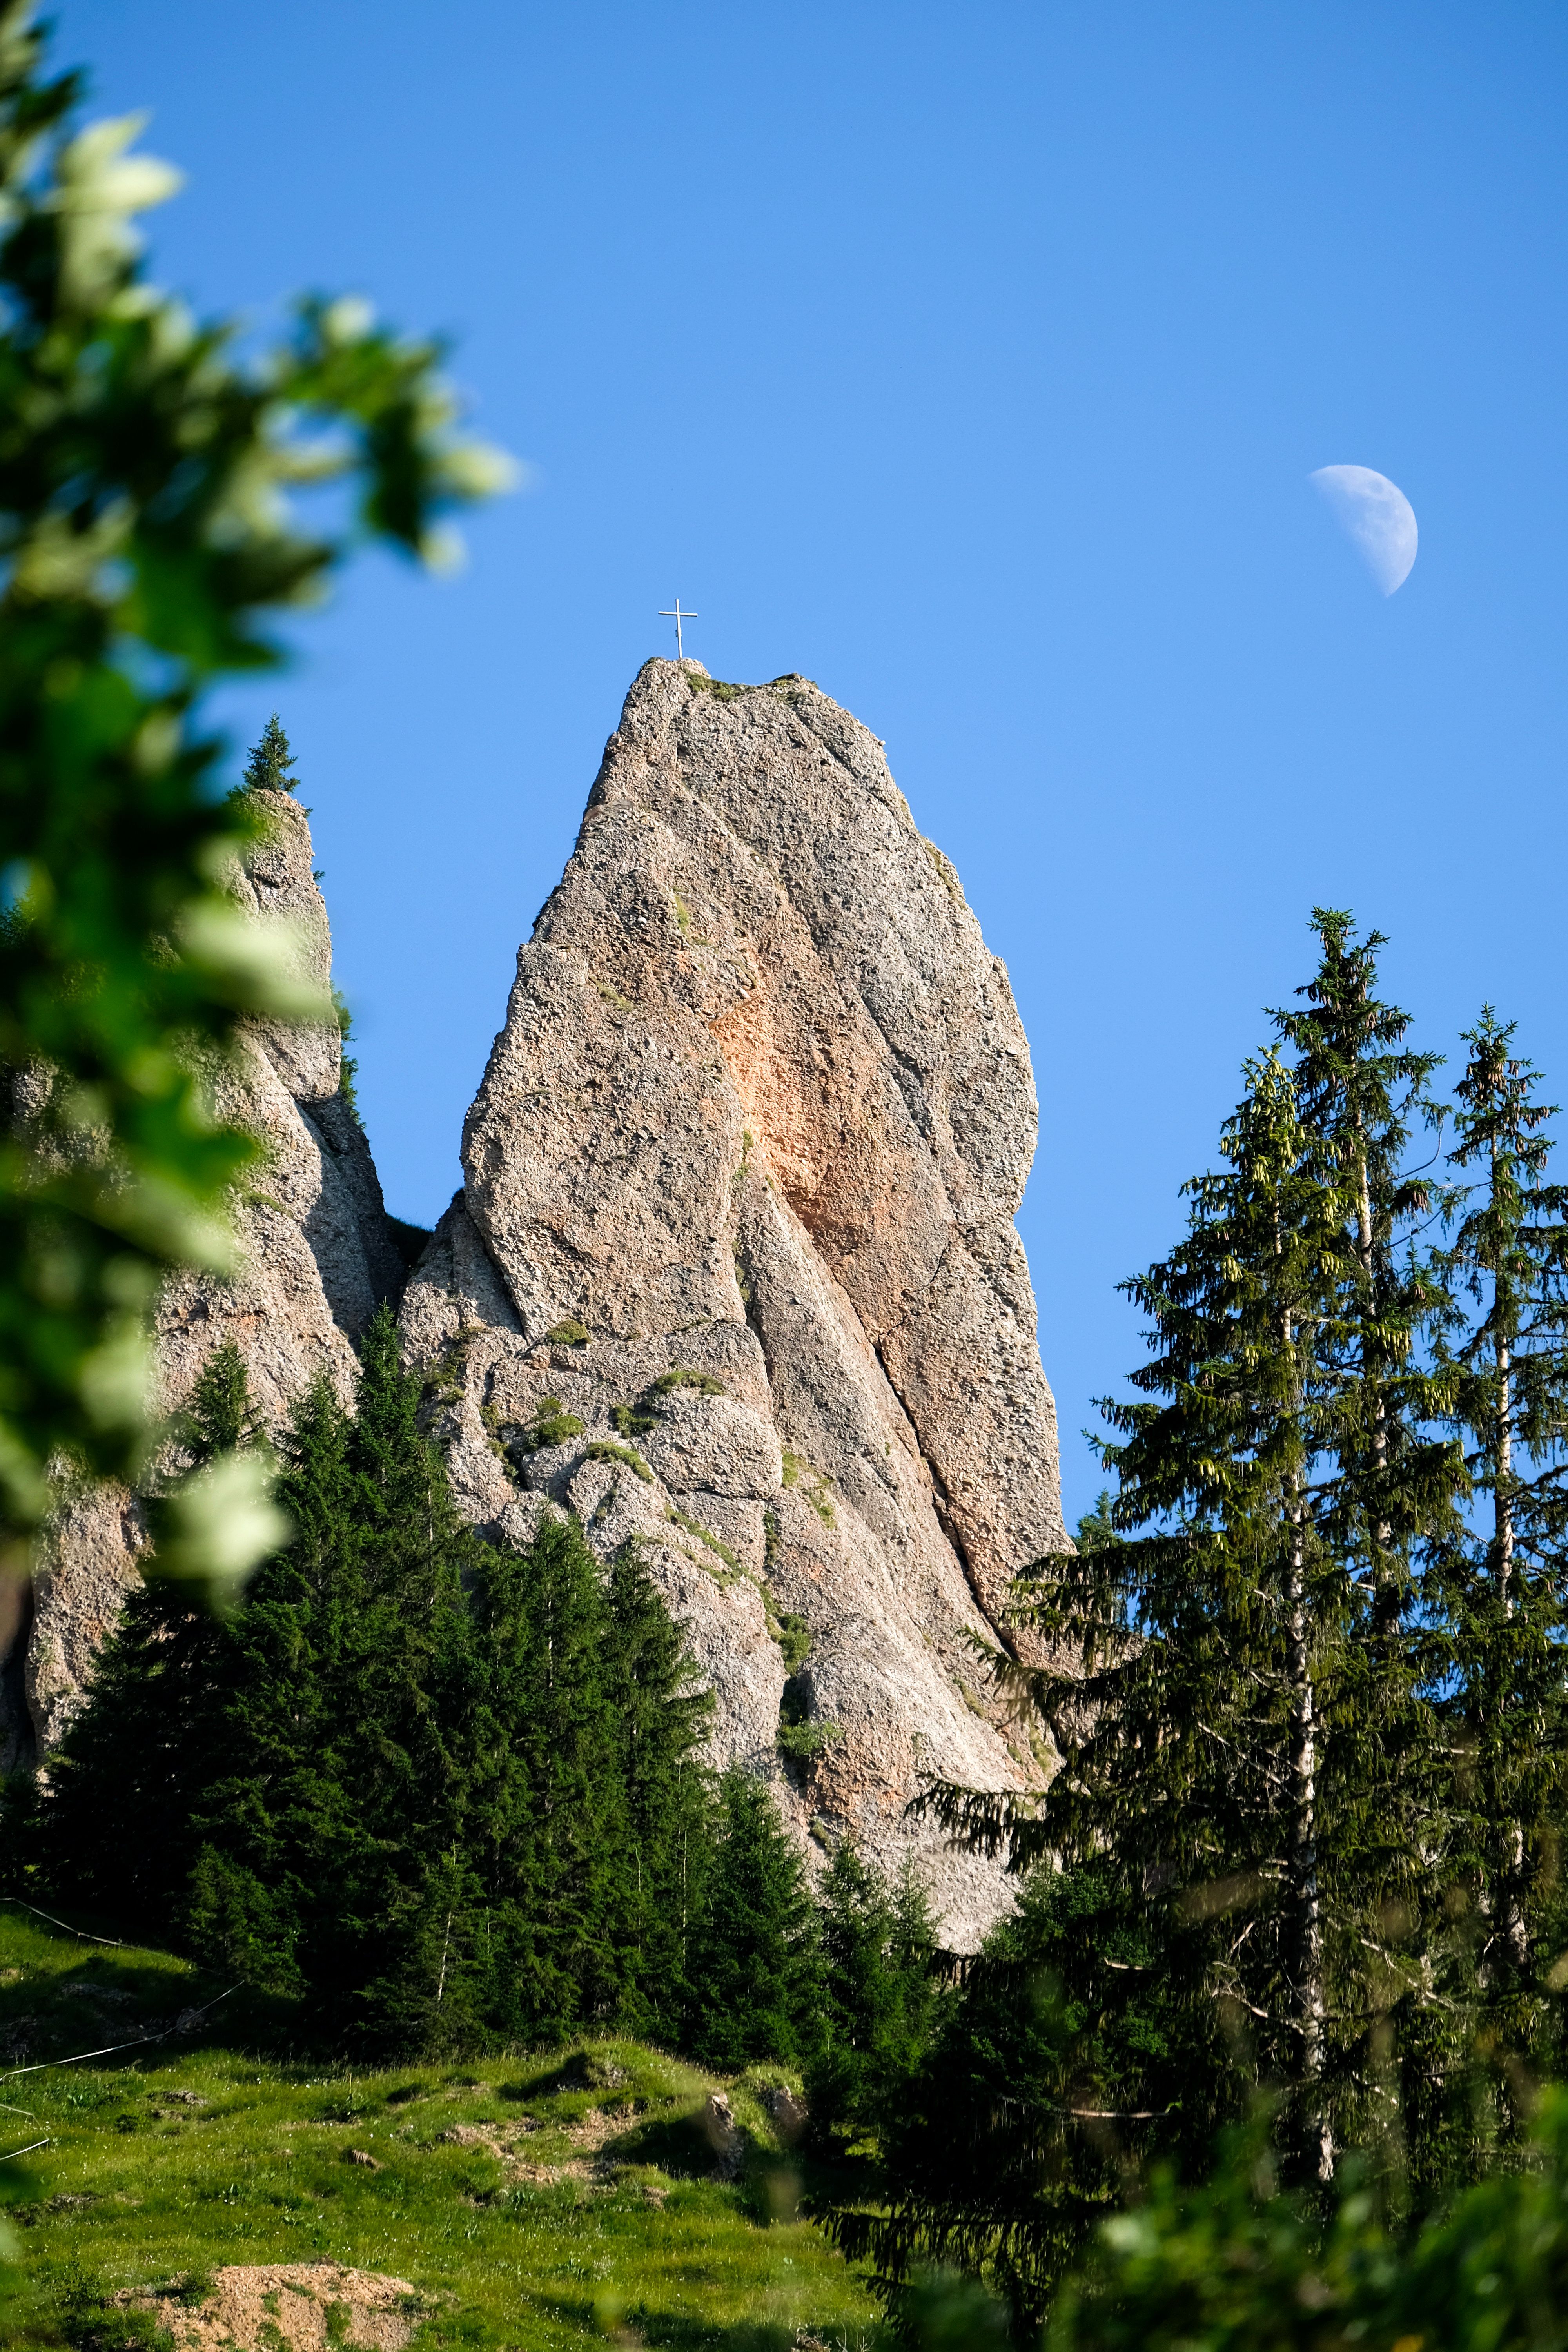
[659,598,697,660]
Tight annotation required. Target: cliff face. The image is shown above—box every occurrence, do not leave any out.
[400,659,1065,1948]
[0,789,406,1766]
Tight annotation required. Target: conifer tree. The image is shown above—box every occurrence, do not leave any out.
[1424,1011,1568,2139]
[462,1515,627,2040]
[32,1315,726,2055]
[686,1770,823,2069]
[808,1842,943,2153]
[1269,911,1452,1632]
[39,1344,262,1933]
[1270,913,1465,2181]
[915,918,1475,2200]
[241,714,298,793]
[921,1046,1420,2181]
[830,1860,1189,2335]
[598,1542,715,2037]
[185,1308,478,2037]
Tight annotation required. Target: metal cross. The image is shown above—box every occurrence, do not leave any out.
[658,598,697,660]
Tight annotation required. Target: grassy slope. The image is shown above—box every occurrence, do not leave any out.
[0,1909,883,2352]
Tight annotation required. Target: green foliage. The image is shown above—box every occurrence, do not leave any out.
[30,1325,717,2056]
[26,1342,263,1932]
[241,714,297,795]
[916,916,1475,2202]
[515,1396,586,1452]
[1042,2090,1568,2352]
[869,917,1568,2337]
[0,4,508,1584]
[829,1863,1201,2333]
[686,1772,823,2070]
[610,1368,725,1444]
[544,1318,590,1347]
[332,986,360,1116]
[777,1671,840,1764]
[782,1450,837,1526]
[583,1439,653,1482]
[776,1612,813,1673]
[1419,1009,1568,2162]
[666,1506,742,1574]
[806,1844,943,2159]
[460,1520,712,2046]
[649,1367,727,1398]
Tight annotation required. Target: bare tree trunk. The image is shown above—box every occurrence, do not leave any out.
[1286,1474,1332,2181]
[1356,1139,1397,1640]
[1492,1150,1529,1971]
[1281,1255,1332,2182]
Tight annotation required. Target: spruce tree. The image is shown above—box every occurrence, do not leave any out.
[598,1542,715,2038]
[241,714,298,793]
[1270,913,1465,2183]
[1425,1011,1568,2142]
[830,1860,1189,2335]
[686,1770,822,2069]
[39,1345,259,1936]
[808,1842,943,2154]
[1269,911,1453,1635]
[186,1308,478,2039]
[921,1046,1416,2181]
[462,1514,627,2041]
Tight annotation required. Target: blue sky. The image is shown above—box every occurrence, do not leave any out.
[59,2,1568,1525]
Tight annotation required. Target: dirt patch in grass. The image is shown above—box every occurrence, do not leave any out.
[145,2264,421,2352]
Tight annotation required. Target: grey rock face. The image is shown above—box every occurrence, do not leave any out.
[0,789,408,1763]
[400,659,1066,1948]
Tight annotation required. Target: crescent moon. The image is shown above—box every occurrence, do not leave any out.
[1309,465,1418,596]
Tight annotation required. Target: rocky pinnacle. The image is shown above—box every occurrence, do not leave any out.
[400,659,1067,1946]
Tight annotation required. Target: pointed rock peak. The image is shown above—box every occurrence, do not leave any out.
[403,663,1067,1948]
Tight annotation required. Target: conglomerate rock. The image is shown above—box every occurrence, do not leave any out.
[399,658,1067,1947]
[0,789,406,1765]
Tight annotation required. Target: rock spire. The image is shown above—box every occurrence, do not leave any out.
[400,659,1066,1946]
[0,787,408,1766]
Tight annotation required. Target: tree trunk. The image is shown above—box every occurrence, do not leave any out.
[1355,1136,1397,1640]
[1491,1136,1528,1972]
[1285,1481,1332,2181]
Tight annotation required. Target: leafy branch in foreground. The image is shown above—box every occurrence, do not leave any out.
[0,0,512,1596]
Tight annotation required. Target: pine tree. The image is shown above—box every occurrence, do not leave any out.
[808,1842,943,2154]
[39,1345,261,1935]
[186,1308,478,2040]
[920,1046,1412,2180]
[830,1860,1191,2336]
[241,714,298,793]
[463,1515,628,2040]
[686,1770,822,2069]
[598,1541,715,2038]
[1424,1011,1568,2141]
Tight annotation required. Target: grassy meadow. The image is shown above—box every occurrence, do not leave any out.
[0,1909,886,2352]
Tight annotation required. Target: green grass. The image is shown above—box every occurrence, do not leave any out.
[0,1911,884,2352]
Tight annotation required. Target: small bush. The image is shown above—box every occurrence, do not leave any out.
[777,1613,813,1673]
[515,1397,585,1452]
[583,1440,653,1483]
[650,1366,728,1399]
